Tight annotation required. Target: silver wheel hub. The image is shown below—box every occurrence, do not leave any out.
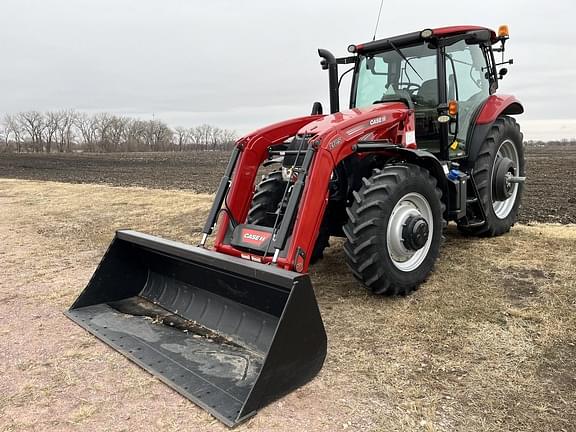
[387,192,433,272]
[491,139,520,219]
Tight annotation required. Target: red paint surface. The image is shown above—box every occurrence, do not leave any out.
[476,95,524,124]
[213,104,415,273]
[432,25,496,41]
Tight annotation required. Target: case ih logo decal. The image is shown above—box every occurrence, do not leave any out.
[241,229,271,246]
[345,116,387,136]
[244,233,266,242]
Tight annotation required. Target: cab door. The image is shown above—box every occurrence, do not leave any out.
[444,39,491,158]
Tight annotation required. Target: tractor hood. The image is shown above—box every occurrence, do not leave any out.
[297,103,410,142]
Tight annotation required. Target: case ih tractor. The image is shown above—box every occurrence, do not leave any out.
[67,25,524,426]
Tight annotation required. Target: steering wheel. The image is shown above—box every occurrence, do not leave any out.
[397,82,422,94]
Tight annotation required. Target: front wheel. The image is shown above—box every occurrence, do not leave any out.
[343,164,445,295]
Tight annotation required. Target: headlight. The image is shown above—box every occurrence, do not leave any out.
[282,167,300,182]
[282,167,292,182]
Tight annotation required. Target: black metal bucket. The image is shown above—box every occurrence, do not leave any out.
[65,230,327,427]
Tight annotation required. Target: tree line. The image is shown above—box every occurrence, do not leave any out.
[525,139,576,147]
[1,110,237,153]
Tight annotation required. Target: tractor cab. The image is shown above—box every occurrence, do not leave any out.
[323,26,511,161]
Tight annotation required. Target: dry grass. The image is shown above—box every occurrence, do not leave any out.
[0,179,575,432]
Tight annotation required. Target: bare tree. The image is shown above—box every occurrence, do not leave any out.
[221,128,237,150]
[124,119,147,151]
[189,126,203,151]
[107,116,128,152]
[210,126,223,150]
[2,109,237,153]
[0,126,6,152]
[94,113,115,152]
[2,114,23,152]
[17,111,44,152]
[143,120,172,151]
[173,126,191,151]
[53,110,77,152]
[195,124,213,151]
[42,111,61,153]
[75,112,98,152]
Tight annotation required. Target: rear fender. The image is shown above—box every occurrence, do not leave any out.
[475,95,524,125]
[467,95,524,162]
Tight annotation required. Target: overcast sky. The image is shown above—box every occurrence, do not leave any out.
[1,0,574,140]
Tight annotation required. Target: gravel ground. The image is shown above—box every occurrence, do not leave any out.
[1,179,575,432]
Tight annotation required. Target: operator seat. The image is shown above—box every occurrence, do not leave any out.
[414,78,439,152]
[416,79,438,107]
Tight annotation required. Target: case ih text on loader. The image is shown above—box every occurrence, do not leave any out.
[66,25,524,427]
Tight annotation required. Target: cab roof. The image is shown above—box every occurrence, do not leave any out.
[354,25,497,55]
[432,25,496,40]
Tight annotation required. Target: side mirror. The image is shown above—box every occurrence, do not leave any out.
[499,68,508,79]
[311,102,323,115]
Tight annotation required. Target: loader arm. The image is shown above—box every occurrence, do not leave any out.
[210,115,323,246]
[214,103,415,272]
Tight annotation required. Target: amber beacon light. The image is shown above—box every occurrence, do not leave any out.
[498,24,509,39]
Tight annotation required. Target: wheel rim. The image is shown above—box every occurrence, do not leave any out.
[491,139,520,219]
[387,192,433,272]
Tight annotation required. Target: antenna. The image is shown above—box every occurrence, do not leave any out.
[372,0,384,41]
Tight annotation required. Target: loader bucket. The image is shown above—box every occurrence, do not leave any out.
[65,230,327,427]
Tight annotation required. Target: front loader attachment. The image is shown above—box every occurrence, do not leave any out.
[65,230,326,427]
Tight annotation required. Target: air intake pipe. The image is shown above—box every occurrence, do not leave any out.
[318,49,339,114]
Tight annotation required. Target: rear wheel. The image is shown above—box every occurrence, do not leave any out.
[458,116,524,236]
[344,164,445,295]
[248,171,329,263]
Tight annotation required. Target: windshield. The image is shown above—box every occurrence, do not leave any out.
[353,42,438,109]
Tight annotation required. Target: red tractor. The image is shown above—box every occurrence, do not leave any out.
[67,25,524,426]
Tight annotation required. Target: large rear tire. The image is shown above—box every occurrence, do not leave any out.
[458,116,524,237]
[343,164,445,295]
[248,171,329,263]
